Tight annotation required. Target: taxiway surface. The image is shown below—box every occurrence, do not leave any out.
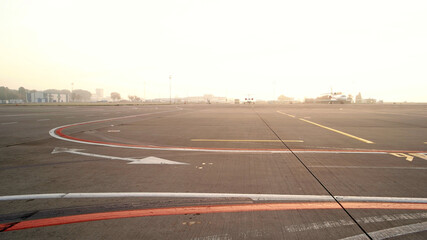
[0,104,426,239]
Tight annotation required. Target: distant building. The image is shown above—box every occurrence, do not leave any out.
[0,99,24,104]
[363,98,377,104]
[91,88,105,102]
[27,92,69,103]
[96,88,104,98]
[355,92,363,104]
[47,93,69,102]
[277,95,294,103]
[28,91,46,103]
[183,95,227,104]
[304,98,315,103]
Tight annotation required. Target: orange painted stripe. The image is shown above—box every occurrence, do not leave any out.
[2,202,427,232]
[342,202,427,210]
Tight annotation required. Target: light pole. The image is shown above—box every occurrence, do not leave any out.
[71,82,74,102]
[144,80,146,101]
[169,75,172,104]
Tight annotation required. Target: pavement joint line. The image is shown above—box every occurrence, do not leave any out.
[191,139,304,143]
[299,118,374,144]
[256,109,373,239]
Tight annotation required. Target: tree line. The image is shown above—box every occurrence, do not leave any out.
[0,86,29,101]
[0,86,92,102]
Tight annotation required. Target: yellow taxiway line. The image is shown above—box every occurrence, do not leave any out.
[299,118,374,144]
[191,139,304,143]
[276,110,374,144]
[277,111,295,118]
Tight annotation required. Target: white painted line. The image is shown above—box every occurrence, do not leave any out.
[0,193,332,201]
[0,193,67,201]
[65,116,75,118]
[1,192,427,203]
[51,147,188,165]
[309,166,427,170]
[1,122,18,125]
[37,119,50,121]
[340,221,427,240]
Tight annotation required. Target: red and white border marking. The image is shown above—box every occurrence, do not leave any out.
[49,110,427,155]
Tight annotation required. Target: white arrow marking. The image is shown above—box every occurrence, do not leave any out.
[51,147,188,165]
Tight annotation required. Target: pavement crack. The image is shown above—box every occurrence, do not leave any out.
[0,210,38,232]
[253,108,373,240]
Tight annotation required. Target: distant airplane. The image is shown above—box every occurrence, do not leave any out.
[243,96,255,104]
[316,89,350,104]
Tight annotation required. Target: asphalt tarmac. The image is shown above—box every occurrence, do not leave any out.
[0,104,426,239]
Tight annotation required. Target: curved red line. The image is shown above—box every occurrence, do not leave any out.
[2,202,427,232]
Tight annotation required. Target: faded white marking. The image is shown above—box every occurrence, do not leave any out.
[191,234,232,240]
[0,114,41,117]
[51,147,188,165]
[1,122,17,125]
[340,221,427,240]
[37,119,50,121]
[107,130,120,133]
[284,212,427,233]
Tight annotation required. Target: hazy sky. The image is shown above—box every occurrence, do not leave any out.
[1,0,426,101]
